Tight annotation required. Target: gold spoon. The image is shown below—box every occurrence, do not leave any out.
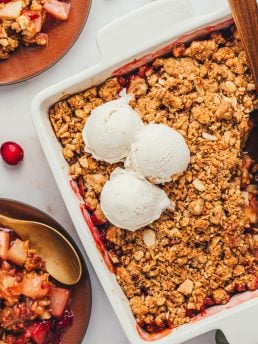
[0,213,82,286]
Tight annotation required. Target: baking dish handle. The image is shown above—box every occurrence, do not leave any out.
[217,302,258,344]
[96,0,230,66]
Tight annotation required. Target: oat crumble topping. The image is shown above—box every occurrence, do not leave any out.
[49,27,258,333]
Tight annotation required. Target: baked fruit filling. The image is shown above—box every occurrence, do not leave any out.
[0,229,73,343]
[50,26,258,333]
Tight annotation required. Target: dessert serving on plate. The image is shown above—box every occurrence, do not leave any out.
[0,0,70,60]
[0,228,73,343]
[49,25,258,336]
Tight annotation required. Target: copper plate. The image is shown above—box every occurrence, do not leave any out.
[0,0,91,85]
[0,198,92,344]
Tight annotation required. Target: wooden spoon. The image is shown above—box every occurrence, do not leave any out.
[228,0,258,92]
[0,213,82,285]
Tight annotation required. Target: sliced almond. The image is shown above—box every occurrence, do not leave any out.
[241,191,249,205]
[168,200,176,211]
[157,297,166,306]
[78,157,88,169]
[134,250,144,261]
[143,229,156,248]
[193,179,205,192]
[202,132,217,141]
[178,279,194,296]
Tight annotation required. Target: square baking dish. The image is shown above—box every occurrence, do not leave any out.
[31,1,258,343]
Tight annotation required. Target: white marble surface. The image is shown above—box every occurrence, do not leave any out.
[0,1,217,343]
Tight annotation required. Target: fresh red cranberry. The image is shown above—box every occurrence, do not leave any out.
[0,0,12,3]
[0,141,24,165]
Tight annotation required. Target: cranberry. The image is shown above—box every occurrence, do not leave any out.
[0,141,24,165]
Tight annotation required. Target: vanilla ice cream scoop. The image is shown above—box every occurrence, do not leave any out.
[100,168,173,231]
[125,124,190,184]
[82,96,144,163]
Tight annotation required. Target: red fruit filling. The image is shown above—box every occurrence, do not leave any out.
[27,320,52,344]
[50,287,71,317]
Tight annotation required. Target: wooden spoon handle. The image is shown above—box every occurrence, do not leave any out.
[228,0,258,92]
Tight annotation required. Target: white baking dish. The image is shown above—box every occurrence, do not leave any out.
[31,1,258,343]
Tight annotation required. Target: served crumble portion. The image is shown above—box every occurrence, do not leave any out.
[0,0,70,60]
[0,229,73,343]
[50,27,258,333]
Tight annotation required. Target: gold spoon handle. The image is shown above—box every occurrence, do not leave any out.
[228,0,258,92]
[0,213,17,229]
[0,213,82,285]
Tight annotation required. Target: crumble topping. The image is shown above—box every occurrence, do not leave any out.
[50,27,258,333]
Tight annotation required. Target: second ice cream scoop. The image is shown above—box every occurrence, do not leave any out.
[100,168,173,231]
[82,96,144,164]
[125,124,190,184]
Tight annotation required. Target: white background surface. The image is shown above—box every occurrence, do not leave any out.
[0,1,217,343]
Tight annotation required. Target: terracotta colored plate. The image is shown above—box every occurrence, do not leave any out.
[0,198,92,344]
[0,0,91,85]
